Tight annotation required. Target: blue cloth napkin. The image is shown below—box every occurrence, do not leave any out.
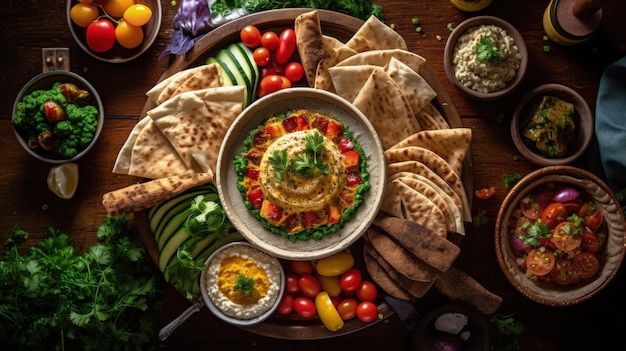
[586,55,626,212]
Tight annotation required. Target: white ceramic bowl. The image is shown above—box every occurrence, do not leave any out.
[216,88,386,260]
[12,70,104,163]
[199,242,285,326]
[444,16,528,100]
[495,166,626,306]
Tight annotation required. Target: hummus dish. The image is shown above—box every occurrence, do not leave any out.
[235,109,370,241]
[203,243,283,321]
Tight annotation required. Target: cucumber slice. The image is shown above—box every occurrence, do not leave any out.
[216,49,251,106]
[157,207,194,251]
[228,43,259,103]
[207,57,234,87]
[150,187,211,238]
[158,226,190,272]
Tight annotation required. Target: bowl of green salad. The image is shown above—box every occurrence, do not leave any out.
[12,70,104,164]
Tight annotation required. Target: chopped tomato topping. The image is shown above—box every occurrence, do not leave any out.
[246,168,260,181]
[475,186,495,200]
[525,248,555,276]
[343,150,360,169]
[346,173,363,187]
[541,202,569,228]
[260,201,283,223]
[304,211,322,228]
[282,114,309,132]
[337,137,354,153]
[551,221,583,252]
[325,121,344,139]
[246,186,264,209]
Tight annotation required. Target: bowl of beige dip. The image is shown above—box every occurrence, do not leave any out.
[200,242,285,326]
[444,16,528,100]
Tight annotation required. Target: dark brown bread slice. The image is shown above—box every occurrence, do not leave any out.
[372,216,460,272]
[364,226,440,282]
[434,266,503,315]
[364,242,433,298]
[363,249,413,301]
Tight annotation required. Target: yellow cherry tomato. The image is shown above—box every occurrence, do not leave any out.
[70,3,99,28]
[103,0,134,18]
[315,291,344,332]
[115,20,144,49]
[315,252,354,277]
[123,4,153,26]
[316,274,342,297]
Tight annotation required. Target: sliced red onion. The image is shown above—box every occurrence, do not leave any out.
[553,187,580,203]
[510,236,527,251]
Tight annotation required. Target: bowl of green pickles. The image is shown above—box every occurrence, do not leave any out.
[510,84,593,166]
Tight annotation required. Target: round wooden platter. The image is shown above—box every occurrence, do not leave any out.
[136,8,472,340]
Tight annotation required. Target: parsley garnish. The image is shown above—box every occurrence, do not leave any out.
[504,173,522,189]
[233,274,255,295]
[476,35,504,64]
[269,150,290,182]
[296,132,330,178]
[522,219,551,247]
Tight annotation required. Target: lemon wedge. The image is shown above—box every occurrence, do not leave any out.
[47,163,79,199]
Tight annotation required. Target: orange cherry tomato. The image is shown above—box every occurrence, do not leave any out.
[336,298,358,320]
[525,248,555,276]
[260,75,284,95]
[475,186,495,200]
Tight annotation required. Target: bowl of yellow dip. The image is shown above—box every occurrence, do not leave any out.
[200,242,285,326]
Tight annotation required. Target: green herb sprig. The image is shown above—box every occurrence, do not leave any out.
[233,274,255,295]
[269,150,290,182]
[269,132,330,180]
[476,35,504,64]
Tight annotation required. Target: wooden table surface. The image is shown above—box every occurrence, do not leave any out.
[1,1,626,350]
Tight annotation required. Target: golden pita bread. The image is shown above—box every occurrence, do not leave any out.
[336,49,426,74]
[386,57,437,123]
[314,45,358,92]
[345,15,408,52]
[389,128,472,178]
[295,10,326,87]
[145,65,205,105]
[322,35,344,52]
[352,69,421,149]
[170,63,221,99]
[147,86,245,176]
[393,179,448,237]
[102,173,214,216]
[420,102,450,130]
[329,65,383,103]
[112,117,198,179]
[387,164,469,222]
[385,147,471,221]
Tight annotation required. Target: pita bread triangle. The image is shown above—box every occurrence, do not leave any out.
[352,69,422,149]
[146,65,206,105]
[314,45,357,92]
[147,86,245,176]
[336,49,426,74]
[393,179,448,238]
[385,146,471,222]
[386,57,438,126]
[112,116,200,179]
[170,63,221,99]
[389,128,472,178]
[329,65,384,103]
[345,15,408,52]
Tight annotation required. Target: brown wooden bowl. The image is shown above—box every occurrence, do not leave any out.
[495,166,626,306]
[66,0,162,63]
[510,83,593,166]
[444,16,528,100]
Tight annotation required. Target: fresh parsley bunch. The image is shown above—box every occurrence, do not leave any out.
[0,216,161,350]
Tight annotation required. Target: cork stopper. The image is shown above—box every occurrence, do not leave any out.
[555,0,603,37]
[572,0,603,19]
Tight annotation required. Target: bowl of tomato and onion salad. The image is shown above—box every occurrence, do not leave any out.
[494,165,626,306]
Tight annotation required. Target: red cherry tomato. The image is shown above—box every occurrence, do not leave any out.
[86,19,116,53]
[541,202,568,228]
[289,260,314,275]
[298,274,321,298]
[280,76,292,89]
[275,28,296,64]
[260,75,284,95]
[284,62,304,83]
[475,186,495,200]
[340,268,362,292]
[336,298,358,320]
[572,251,600,279]
[276,294,295,315]
[355,280,378,302]
[285,273,300,295]
[525,248,555,276]
[579,201,604,230]
[550,258,578,285]
[261,31,279,51]
[293,297,316,317]
[581,230,601,254]
[355,301,378,323]
[253,47,271,66]
[240,25,261,48]
[520,195,542,220]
